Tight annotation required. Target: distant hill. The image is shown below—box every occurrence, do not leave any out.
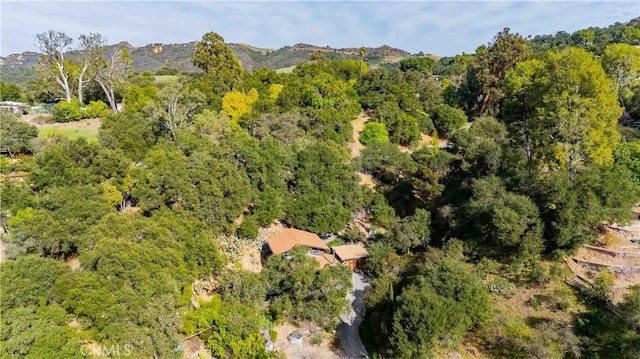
[0,41,413,83]
[529,16,640,53]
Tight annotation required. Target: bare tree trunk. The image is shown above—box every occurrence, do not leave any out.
[55,63,72,102]
[95,47,130,112]
[78,64,89,105]
[109,87,117,111]
[35,31,74,103]
[96,79,117,111]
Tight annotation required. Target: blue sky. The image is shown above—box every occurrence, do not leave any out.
[1,1,638,57]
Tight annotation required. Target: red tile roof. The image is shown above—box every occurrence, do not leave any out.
[266,228,330,254]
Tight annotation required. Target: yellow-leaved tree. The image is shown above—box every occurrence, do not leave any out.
[221,88,259,122]
[268,83,284,102]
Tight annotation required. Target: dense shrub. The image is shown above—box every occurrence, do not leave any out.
[237,216,259,239]
[417,113,435,134]
[390,112,420,146]
[432,104,467,136]
[52,99,110,122]
[360,122,390,145]
[51,98,83,122]
[155,67,180,76]
[83,100,109,118]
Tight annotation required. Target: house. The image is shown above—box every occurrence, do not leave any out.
[0,101,29,115]
[332,243,368,270]
[266,228,334,268]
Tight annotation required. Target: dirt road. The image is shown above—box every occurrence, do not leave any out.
[337,272,370,358]
[348,113,368,159]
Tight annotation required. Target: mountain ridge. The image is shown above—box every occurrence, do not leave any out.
[0,41,416,83]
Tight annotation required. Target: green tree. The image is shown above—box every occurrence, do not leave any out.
[360,142,416,177]
[577,304,640,359]
[417,113,435,134]
[0,112,38,156]
[399,57,435,73]
[620,284,640,329]
[192,32,244,89]
[301,72,361,115]
[286,142,358,234]
[155,67,180,76]
[432,104,467,136]
[263,246,352,328]
[601,43,640,111]
[502,59,547,167]
[7,184,113,259]
[182,295,272,359]
[218,269,266,308]
[537,165,638,252]
[27,141,87,190]
[0,81,25,101]
[615,139,640,188]
[83,100,109,118]
[462,176,543,262]
[133,142,252,231]
[389,256,492,358]
[464,28,531,117]
[572,29,595,47]
[388,208,431,252]
[504,48,622,172]
[359,46,368,78]
[391,285,468,358]
[236,216,259,239]
[50,210,205,358]
[152,80,206,140]
[151,209,224,277]
[100,111,159,161]
[449,117,507,177]
[543,48,622,171]
[360,122,390,145]
[1,256,84,358]
[390,112,420,146]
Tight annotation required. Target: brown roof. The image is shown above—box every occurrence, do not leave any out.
[314,252,336,268]
[267,228,330,254]
[333,244,368,261]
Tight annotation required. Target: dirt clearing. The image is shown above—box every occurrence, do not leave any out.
[18,114,101,142]
[272,322,341,359]
[182,337,213,359]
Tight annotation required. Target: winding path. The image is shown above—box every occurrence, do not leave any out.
[348,113,368,159]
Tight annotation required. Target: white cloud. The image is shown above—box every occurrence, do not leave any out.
[1,1,638,57]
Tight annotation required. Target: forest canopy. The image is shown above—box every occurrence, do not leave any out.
[2,17,640,359]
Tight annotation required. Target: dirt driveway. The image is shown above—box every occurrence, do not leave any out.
[337,272,370,358]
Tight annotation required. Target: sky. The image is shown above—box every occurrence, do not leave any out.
[1,1,639,57]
